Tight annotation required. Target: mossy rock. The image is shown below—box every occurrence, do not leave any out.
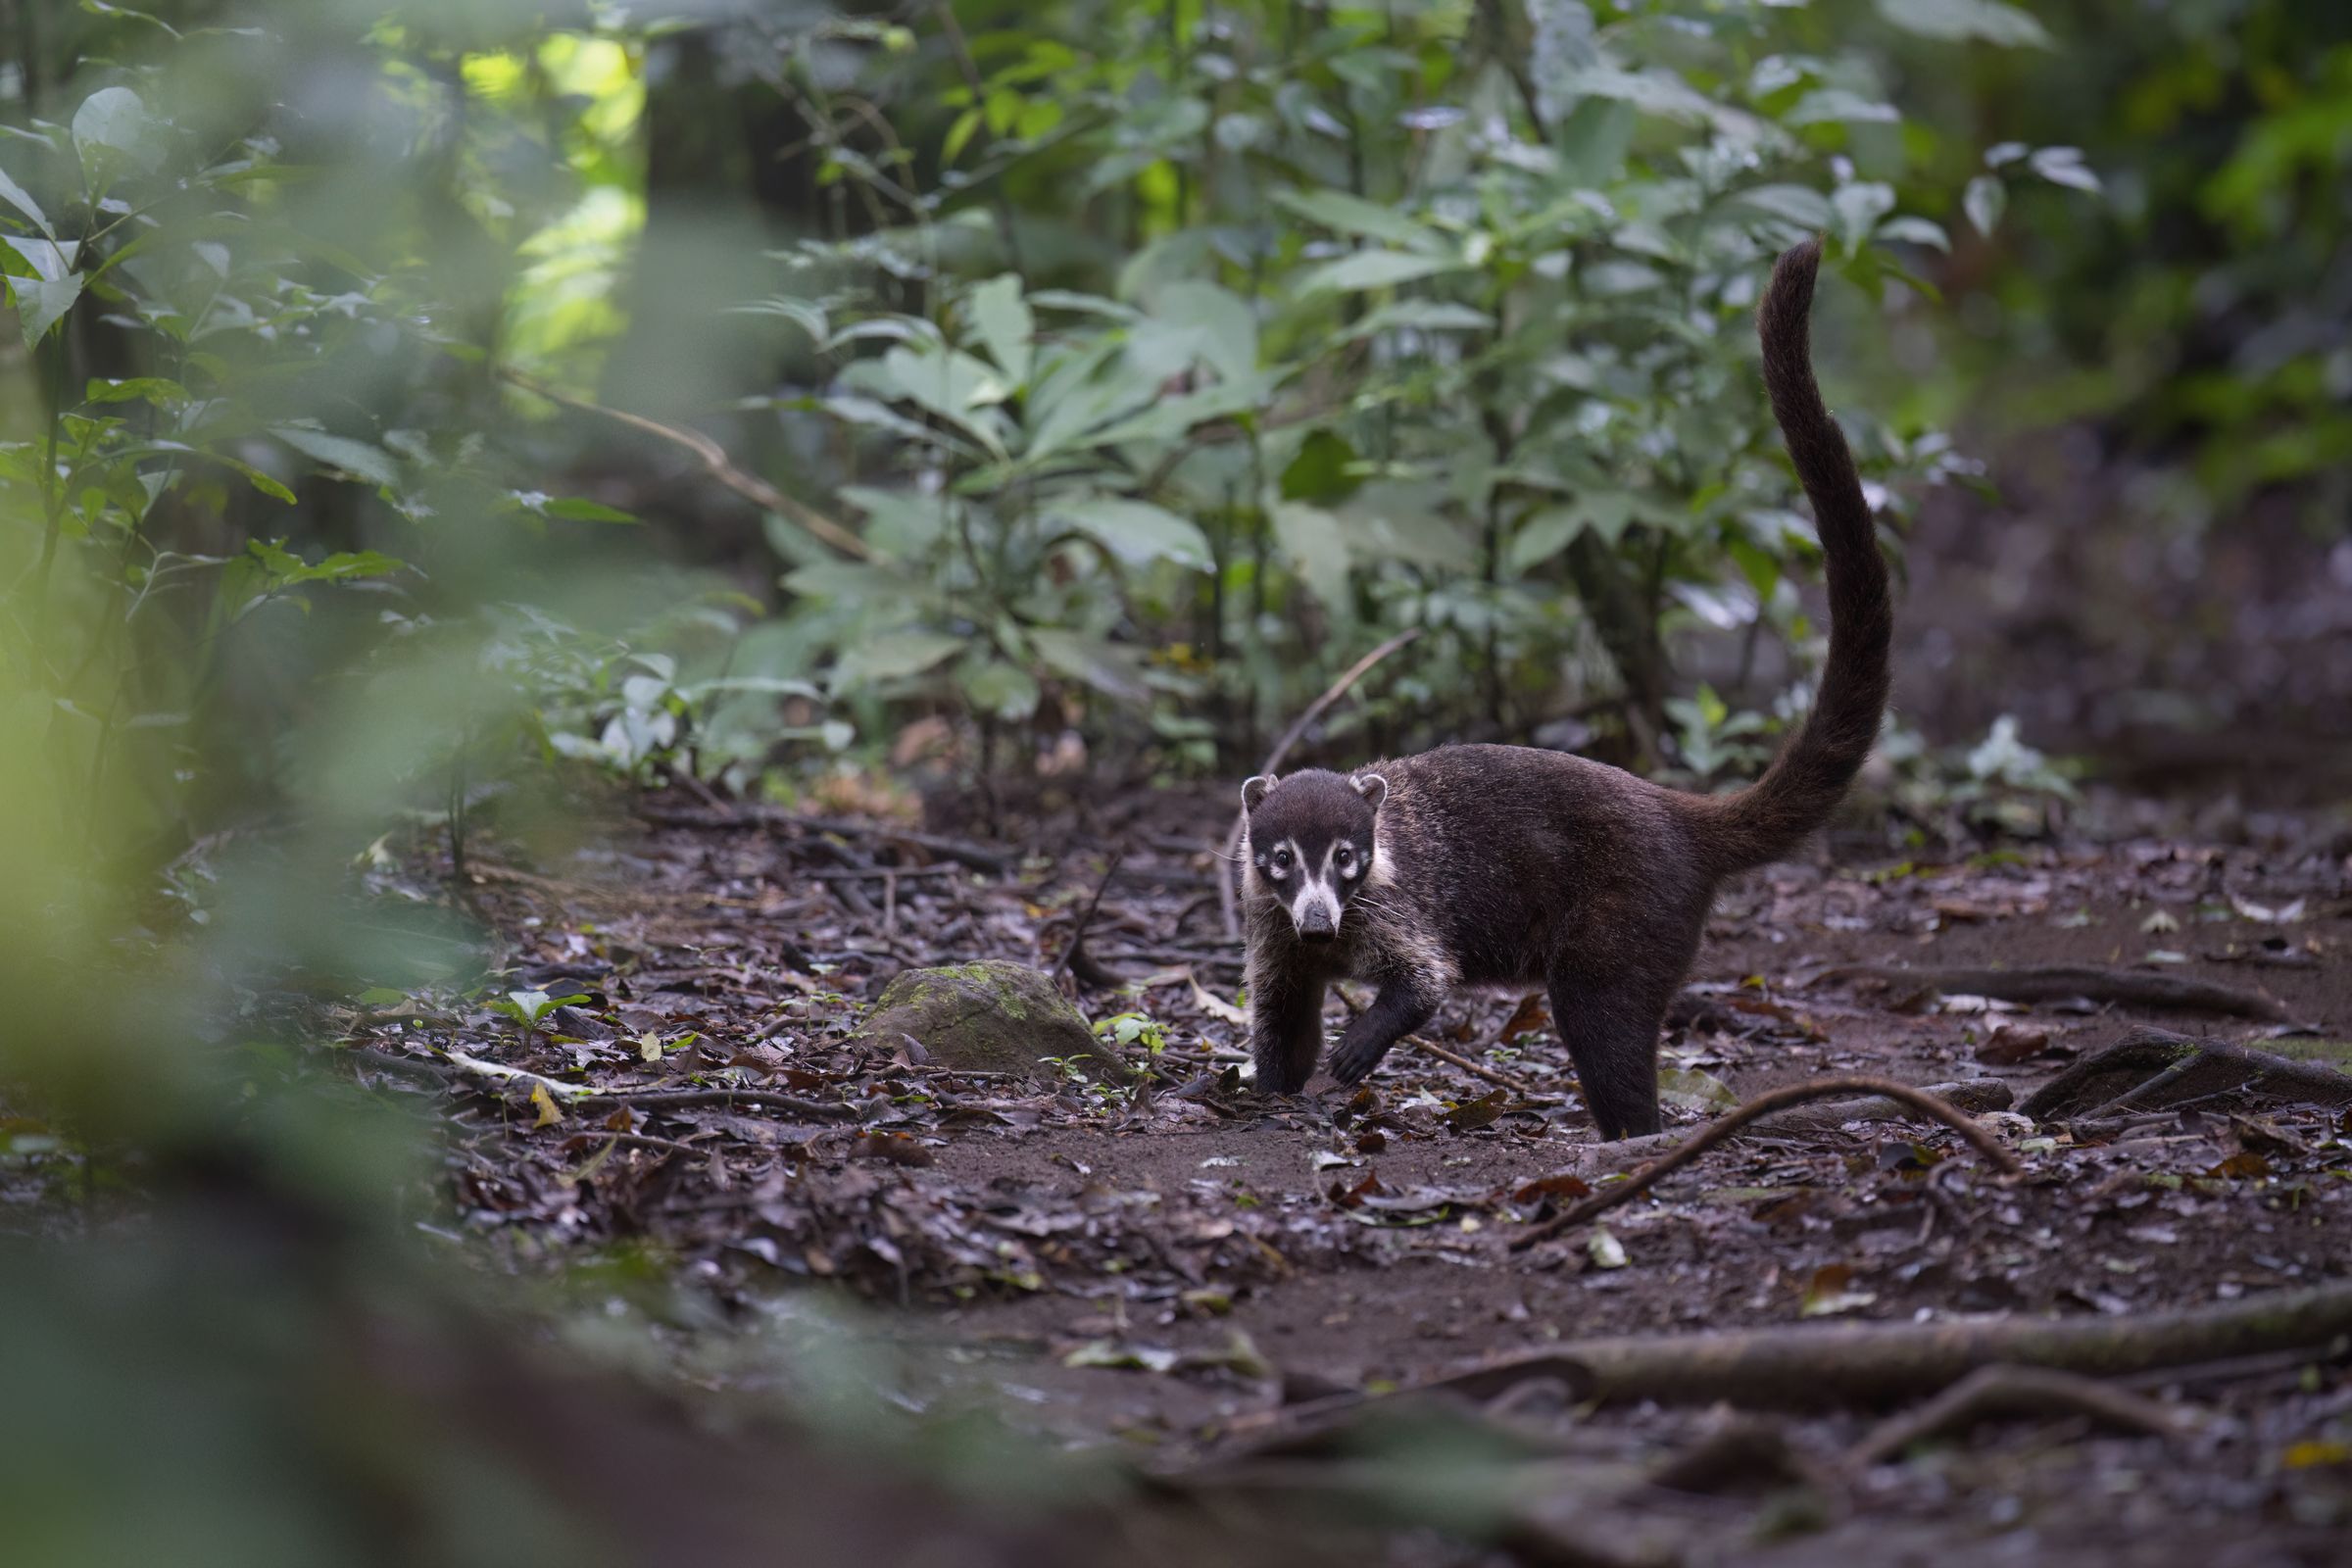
[861,961,1119,1082]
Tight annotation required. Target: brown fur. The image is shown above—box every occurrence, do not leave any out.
[1239,240,1891,1138]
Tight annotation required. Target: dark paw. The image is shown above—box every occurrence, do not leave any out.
[1328,1038,1385,1086]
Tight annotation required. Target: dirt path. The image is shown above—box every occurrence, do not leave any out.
[344,799,2352,1564]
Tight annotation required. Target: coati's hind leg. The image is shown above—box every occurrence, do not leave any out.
[1328,966,1446,1088]
[1545,959,1680,1141]
[1250,960,1327,1095]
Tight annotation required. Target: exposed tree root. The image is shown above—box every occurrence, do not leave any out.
[1847,1363,2188,1467]
[1431,1280,2352,1409]
[2022,1027,2352,1121]
[1510,1075,2020,1251]
[1820,963,2288,1021]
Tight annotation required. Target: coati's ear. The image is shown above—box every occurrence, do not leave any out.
[1241,774,1277,813]
[1351,772,1389,811]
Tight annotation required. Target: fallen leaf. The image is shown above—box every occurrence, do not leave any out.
[1657,1066,1739,1114]
[1588,1227,1628,1269]
[529,1082,563,1129]
[1497,992,1549,1042]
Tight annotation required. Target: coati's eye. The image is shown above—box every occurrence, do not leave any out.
[1335,845,1356,875]
[1270,848,1292,875]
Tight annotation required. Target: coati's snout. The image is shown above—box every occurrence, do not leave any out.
[1239,769,1388,944]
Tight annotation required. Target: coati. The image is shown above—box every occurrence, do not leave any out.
[1238,239,1892,1139]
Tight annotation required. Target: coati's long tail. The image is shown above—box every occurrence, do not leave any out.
[1690,239,1892,875]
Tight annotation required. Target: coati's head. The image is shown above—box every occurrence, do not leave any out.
[1239,768,1388,944]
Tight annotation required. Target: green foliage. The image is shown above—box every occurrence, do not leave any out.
[726,0,2052,765]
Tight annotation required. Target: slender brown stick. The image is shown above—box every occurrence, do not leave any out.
[1406,1035,1534,1097]
[1510,1074,2020,1251]
[570,1088,858,1121]
[1219,627,1425,937]
[495,366,873,561]
[1052,850,1126,982]
[1848,1363,2187,1468]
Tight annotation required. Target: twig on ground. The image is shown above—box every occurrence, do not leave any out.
[1819,962,2288,1021]
[1053,850,1126,984]
[1405,1035,1536,1097]
[1218,628,1426,939]
[1429,1279,2352,1408]
[1511,1075,2020,1252]
[496,366,873,561]
[574,1087,858,1121]
[1847,1363,2188,1468]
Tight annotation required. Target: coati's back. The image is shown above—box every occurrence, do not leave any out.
[1361,745,1718,990]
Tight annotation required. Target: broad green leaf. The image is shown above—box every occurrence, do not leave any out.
[960,660,1041,721]
[1030,627,1149,705]
[840,484,953,556]
[543,497,638,523]
[1296,249,1466,294]
[1784,89,1901,127]
[1507,492,1642,572]
[1339,299,1494,341]
[1047,496,1212,571]
[1272,502,1351,611]
[2,234,76,281]
[8,272,81,341]
[1875,0,2051,47]
[1133,279,1258,386]
[832,631,965,688]
[73,85,165,180]
[968,273,1033,388]
[1963,174,2007,237]
[2028,146,2102,194]
[1558,67,1718,125]
[84,376,188,407]
[1733,183,1833,231]
[1274,188,1447,252]
[0,163,54,239]
[1875,216,1950,252]
[840,346,1009,458]
[270,425,400,488]
[1830,182,1897,248]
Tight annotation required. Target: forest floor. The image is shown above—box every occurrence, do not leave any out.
[326,784,2352,1567]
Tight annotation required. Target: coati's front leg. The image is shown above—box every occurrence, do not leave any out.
[1328,966,1446,1087]
[1250,958,1327,1095]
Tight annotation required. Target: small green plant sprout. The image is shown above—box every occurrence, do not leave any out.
[486,989,590,1046]
[1095,1010,1167,1059]
[1036,1054,1095,1089]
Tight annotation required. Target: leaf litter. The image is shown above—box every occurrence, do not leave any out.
[325,791,2352,1562]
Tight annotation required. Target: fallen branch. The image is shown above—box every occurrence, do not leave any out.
[1820,963,2287,1021]
[1431,1279,2352,1409]
[1510,1075,2019,1252]
[496,366,873,561]
[1219,628,1426,939]
[1847,1363,2188,1468]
